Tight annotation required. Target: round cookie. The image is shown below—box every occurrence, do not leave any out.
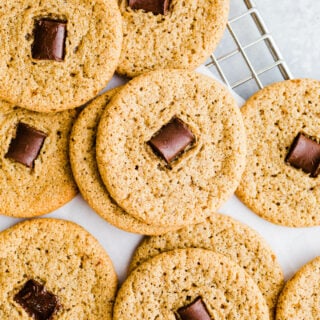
[113,248,269,320]
[129,213,284,318]
[96,70,246,227]
[0,218,117,319]
[0,99,78,217]
[276,256,320,320]
[0,0,122,112]
[69,89,180,235]
[237,79,320,227]
[117,0,229,77]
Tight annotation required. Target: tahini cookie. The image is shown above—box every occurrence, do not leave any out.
[69,89,179,235]
[117,0,229,77]
[96,69,246,228]
[276,256,320,320]
[0,0,122,112]
[0,218,117,319]
[113,248,269,320]
[0,99,78,218]
[237,79,320,227]
[129,213,284,318]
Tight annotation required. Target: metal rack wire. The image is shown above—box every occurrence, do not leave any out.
[206,0,293,99]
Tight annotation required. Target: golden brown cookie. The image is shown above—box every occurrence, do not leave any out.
[237,79,320,227]
[0,0,122,112]
[117,0,229,77]
[69,89,180,235]
[129,213,284,318]
[0,218,117,319]
[276,256,320,320]
[113,248,269,320]
[0,99,78,218]
[96,69,246,228]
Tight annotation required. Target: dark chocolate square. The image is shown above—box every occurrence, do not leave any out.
[14,279,60,320]
[177,297,212,320]
[5,123,47,168]
[32,19,67,61]
[148,117,195,164]
[285,132,320,177]
[129,0,170,15]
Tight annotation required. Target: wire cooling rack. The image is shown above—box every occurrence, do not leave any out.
[206,0,293,99]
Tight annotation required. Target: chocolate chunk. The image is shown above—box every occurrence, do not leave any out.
[148,117,195,164]
[286,132,320,177]
[177,297,212,320]
[14,279,61,320]
[5,123,47,168]
[32,19,67,61]
[128,0,170,15]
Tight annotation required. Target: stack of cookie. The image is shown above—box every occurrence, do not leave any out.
[113,213,284,319]
[70,69,246,234]
[0,0,250,318]
[0,0,123,218]
[1,0,319,318]
[0,0,233,222]
[0,0,125,317]
[116,248,271,320]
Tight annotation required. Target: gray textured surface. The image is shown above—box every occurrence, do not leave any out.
[255,0,320,80]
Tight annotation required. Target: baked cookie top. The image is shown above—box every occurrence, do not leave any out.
[0,218,117,319]
[276,256,320,320]
[96,70,246,227]
[129,213,284,318]
[0,99,78,217]
[237,79,320,227]
[117,0,229,77]
[69,89,179,235]
[113,248,269,320]
[0,0,122,112]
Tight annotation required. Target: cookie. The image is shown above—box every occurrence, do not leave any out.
[0,99,78,217]
[96,69,246,227]
[129,213,284,318]
[0,0,122,112]
[113,248,269,320]
[0,218,117,319]
[117,0,229,77]
[276,256,320,320]
[236,79,320,227]
[69,88,179,235]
